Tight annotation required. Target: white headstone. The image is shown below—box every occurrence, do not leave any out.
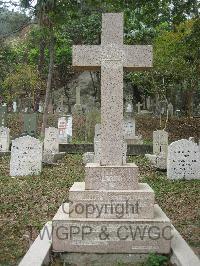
[58,116,68,143]
[124,117,135,138]
[168,103,174,117]
[0,127,10,152]
[38,102,44,113]
[167,139,200,180]
[124,117,143,145]
[153,130,168,155]
[13,101,17,112]
[10,136,42,176]
[43,127,59,163]
[126,103,133,113]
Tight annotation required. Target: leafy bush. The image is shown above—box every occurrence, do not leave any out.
[146,253,169,266]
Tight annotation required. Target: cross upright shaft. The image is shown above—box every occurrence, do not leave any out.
[73,13,152,165]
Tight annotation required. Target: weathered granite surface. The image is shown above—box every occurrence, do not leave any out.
[83,152,94,164]
[85,163,139,190]
[69,182,154,219]
[52,13,171,256]
[73,13,152,166]
[52,204,171,254]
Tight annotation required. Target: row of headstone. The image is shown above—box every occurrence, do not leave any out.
[0,106,38,136]
[6,110,72,176]
[9,127,62,176]
[145,130,200,179]
[124,97,175,117]
[135,101,174,117]
[0,104,73,142]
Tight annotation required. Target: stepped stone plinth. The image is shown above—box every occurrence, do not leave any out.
[52,13,171,256]
[52,204,171,254]
[69,182,154,219]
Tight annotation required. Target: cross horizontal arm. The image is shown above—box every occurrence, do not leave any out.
[124,45,153,70]
[73,45,101,70]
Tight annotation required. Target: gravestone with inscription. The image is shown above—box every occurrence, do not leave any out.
[43,127,59,163]
[0,106,7,127]
[146,130,168,169]
[0,127,10,152]
[153,130,168,155]
[124,99,143,145]
[23,113,37,136]
[10,136,42,176]
[124,117,143,145]
[58,116,68,143]
[53,13,171,255]
[167,139,200,180]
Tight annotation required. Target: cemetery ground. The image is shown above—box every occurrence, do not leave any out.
[0,153,199,265]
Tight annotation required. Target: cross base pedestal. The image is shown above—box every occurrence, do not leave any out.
[52,204,171,254]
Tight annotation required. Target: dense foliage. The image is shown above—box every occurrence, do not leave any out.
[0,0,199,116]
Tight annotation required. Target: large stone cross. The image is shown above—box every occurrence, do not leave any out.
[73,13,152,165]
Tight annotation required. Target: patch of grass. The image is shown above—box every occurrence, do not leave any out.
[0,154,84,265]
[0,154,199,265]
[129,156,200,255]
[145,253,169,266]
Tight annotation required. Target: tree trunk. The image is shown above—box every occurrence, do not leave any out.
[38,34,46,77]
[41,31,55,137]
[187,89,194,118]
